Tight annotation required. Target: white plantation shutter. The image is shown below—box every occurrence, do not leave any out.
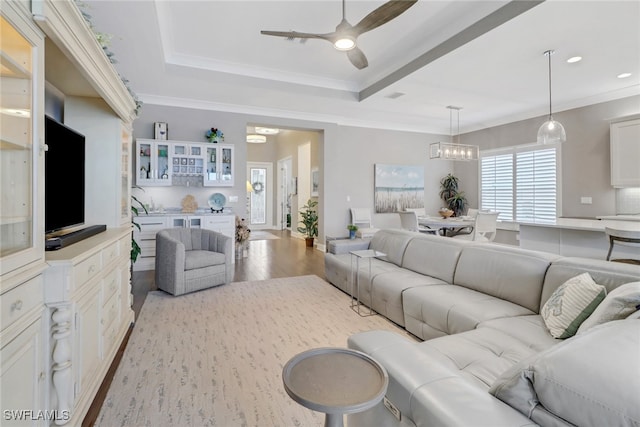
[481,154,513,221]
[516,148,556,222]
[480,145,559,222]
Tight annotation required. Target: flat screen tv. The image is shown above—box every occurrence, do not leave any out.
[45,115,85,235]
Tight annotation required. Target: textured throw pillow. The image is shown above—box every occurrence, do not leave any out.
[541,272,606,339]
[577,281,640,334]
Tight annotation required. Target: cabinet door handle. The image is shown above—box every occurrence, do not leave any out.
[11,300,23,311]
[89,265,96,273]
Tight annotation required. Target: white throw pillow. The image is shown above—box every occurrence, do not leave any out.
[577,281,640,334]
[541,272,606,339]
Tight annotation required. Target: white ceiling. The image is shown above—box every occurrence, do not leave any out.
[84,0,640,134]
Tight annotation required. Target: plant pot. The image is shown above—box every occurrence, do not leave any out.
[349,230,356,239]
[305,237,314,247]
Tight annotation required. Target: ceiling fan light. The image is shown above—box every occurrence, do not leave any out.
[537,118,566,144]
[334,36,355,51]
[247,134,267,143]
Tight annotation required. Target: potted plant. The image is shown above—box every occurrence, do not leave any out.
[130,191,148,263]
[439,174,467,217]
[347,224,358,239]
[297,199,318,247]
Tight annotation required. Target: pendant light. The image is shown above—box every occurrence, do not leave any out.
[537,50,566,144]
[430,106,479,161]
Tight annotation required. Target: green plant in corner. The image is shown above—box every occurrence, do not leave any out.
[297,199,318,247]
[447,191,468,217]
[130,192,148,263]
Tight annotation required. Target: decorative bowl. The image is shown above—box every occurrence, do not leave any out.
[439,209,454,218]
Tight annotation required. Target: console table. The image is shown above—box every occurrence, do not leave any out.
[350,249,385,316]
[283,347,388,427]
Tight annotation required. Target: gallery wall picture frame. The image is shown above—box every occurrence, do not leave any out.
[311,168,319,197]
[374,164,425,213]
[154,122,168,140]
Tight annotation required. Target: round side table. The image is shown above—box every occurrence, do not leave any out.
[282,347,388,427]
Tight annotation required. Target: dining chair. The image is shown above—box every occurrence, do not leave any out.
[404,207,426,217]
[453,211,499,242]
[350,208,379,238]
[466,208,479,218]
[605,227,640,265]
[398,211,437,234]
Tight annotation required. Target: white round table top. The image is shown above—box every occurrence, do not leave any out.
[282,347,388,415]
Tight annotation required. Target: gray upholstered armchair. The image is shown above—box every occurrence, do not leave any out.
[155,228,233,296]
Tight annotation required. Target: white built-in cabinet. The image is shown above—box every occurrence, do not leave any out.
[1,1,137,425]
[136,139,171,186]
[610,117,640,187]
[136,139,235,187]
[1,4,48,425]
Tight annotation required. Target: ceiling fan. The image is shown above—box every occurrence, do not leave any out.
[260,0,418,70]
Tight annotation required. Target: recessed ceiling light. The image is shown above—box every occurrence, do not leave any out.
[247,134,267,143]
[566,56,582,63]
[617,72,632,79]
[254,127,279,135]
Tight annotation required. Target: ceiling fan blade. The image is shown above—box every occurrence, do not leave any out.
[353,0,418,35]
[347,47,368,69]
[260,30,331,42]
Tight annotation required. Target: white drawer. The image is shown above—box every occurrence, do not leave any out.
[102,292,120,332]
[204,216,234,228]
[102,268,120,302]
[103,240,120,265]
[119,235,131,257]
[1,275,43,331]
[137,217,167,231]
[102,316,120,357]
[73,252,103,289]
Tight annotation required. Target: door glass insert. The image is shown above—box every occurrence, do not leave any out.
[1,16,34,256]
[250,168,266,225]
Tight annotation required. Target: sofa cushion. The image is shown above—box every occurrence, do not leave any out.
[453,244,558,312]
[369,229,415,267]
[184,250,226,270]
[540,273,606,339]
[370,270,448,326]
[490,320,640,427]
[403,284,534,340]
[478,315,560,353]
[401,234,470,283]
[577,281,640,334]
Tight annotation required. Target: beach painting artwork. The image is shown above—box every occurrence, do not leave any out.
[374,164,425,213]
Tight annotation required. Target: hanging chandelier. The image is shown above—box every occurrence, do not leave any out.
[537,49,566,144]
[430,106,479,161]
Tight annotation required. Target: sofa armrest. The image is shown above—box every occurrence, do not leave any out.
[155,231,186,295]
[202,229,233,284]
[410,377,538,427]
[327,238,371,255]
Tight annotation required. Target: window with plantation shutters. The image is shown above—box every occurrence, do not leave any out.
[480,144,559,222]
[481,154,514,221]
[516,148,556,222]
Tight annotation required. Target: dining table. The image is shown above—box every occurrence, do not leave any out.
[418,216,475,237]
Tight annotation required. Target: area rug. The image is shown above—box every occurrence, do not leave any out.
[248,230,281,241]
[95,275,412,427]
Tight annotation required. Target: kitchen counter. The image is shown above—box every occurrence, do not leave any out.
[519,218,639,259]
[142,209,235,217]
[596,214,640,221]
[520,218,640,232]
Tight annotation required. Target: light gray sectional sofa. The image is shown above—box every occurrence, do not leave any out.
[324,229,640,427]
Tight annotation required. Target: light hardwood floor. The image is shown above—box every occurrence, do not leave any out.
[83,229,326,426]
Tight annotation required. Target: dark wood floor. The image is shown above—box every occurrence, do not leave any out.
[83,229,325,426]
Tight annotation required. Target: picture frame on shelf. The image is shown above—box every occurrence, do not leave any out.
[154,122,168,140]
[311,168,319,197]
